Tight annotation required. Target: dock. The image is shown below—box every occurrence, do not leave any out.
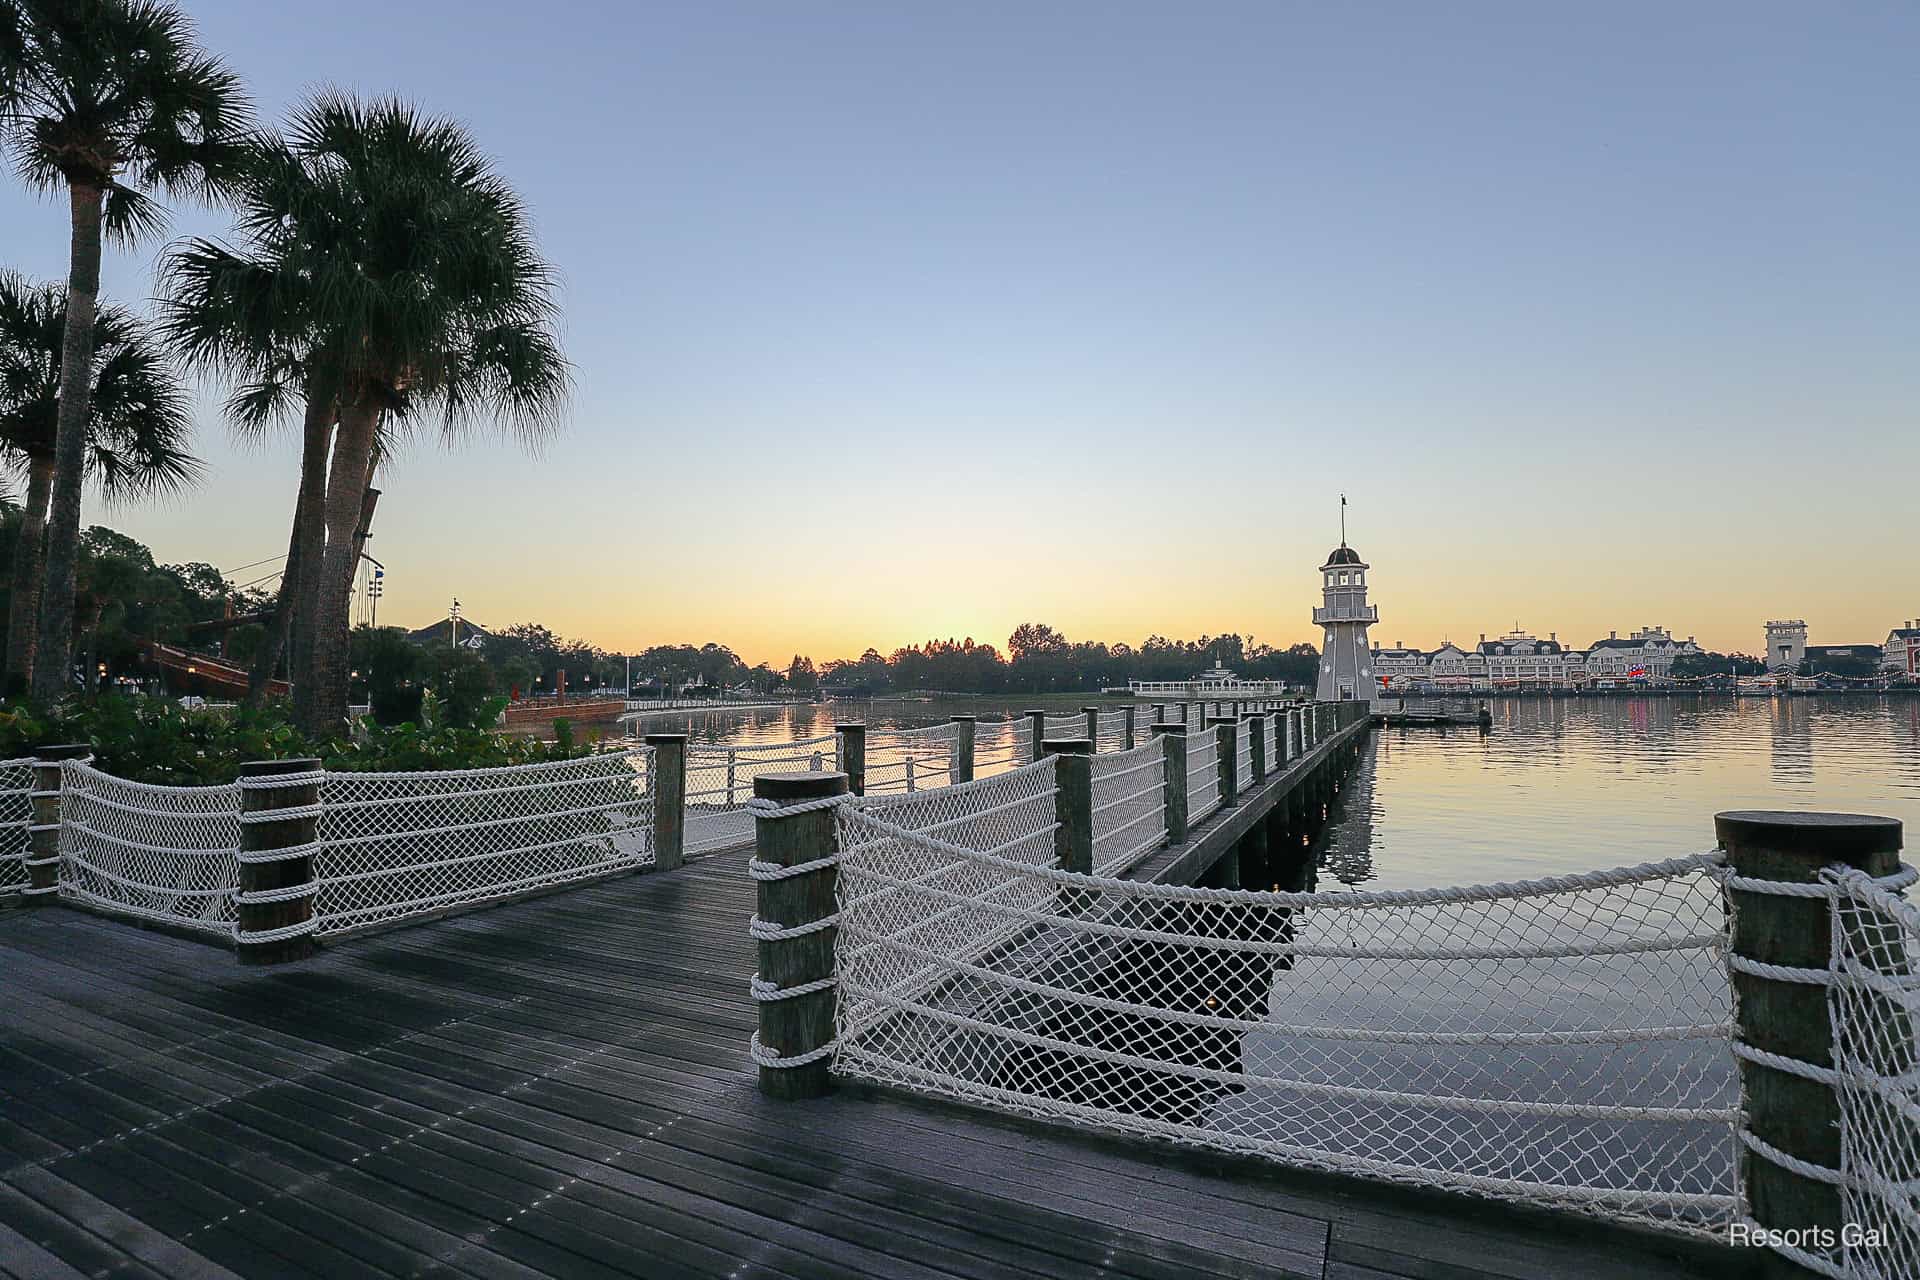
[0,723,1754,1279]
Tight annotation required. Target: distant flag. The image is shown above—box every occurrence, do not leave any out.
[1627,666,1648,679]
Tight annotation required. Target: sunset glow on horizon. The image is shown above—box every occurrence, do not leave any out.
[2,1,1913,670]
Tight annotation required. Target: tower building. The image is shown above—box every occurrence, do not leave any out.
[1314,539,1378,702]
[1764,620,1807,673]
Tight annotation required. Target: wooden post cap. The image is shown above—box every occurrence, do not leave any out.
[1715,811,1902,861]
[753,771,849,802]
[643,732,688,745]
[237,756,322,778]
[34,743,92,760]
[1041,739,1093,754]
[951,714,977,722]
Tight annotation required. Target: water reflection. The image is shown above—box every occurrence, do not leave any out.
[1331,694,1919,891]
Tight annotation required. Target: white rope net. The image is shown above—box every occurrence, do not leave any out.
[1264,713,1282,775]
[1042,714,1089,746]
[314,749,654,935]
[1186,730,1221,823]
[1235,720,1254,790]
[972,719,1029,777]
[55,761,240,937]
[1096,711,1131,753]
[864,724,960,797]
[830,775,1738,1232]
[1090,741,1167,876]
[0,757,33,899]
[1786,870,1920,1280]
[834,758,1062,1033]
[687,736,835,855]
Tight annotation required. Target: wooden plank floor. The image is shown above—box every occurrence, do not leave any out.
[0,854,1757,1280]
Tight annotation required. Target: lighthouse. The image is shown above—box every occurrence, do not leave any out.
[1313,532,1379,702]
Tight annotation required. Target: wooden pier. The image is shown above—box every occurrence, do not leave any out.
[0,718,1754,1279]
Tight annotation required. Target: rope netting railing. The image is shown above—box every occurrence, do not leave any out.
[1187,730,1221,823]
[1090,741,1167,877]
[829,758,1063,1040]
[1235,720,1253,788]
[862,723,964,797]
[972,719,1029,776]
[314,749,655,936]
[1265,713,1282,775]
[55,760,240,937]
[1753,869,1920,1280]
[829,814,1740,1232]
[1040,714,1086,746]
[0,757,33,900]
[687,736,836,856]
[1095,711,1131,753]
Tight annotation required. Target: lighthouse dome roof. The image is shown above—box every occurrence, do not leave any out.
[1323,546,1363,566]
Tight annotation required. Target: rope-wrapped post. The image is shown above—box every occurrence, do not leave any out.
[1041,739,1093,876]
[1122,705,1136,750]
[1247,714,1267,786]
[951,715,976,785]
[644,734,686,871]
[1025,710,1046,762]
[1151,723,1188,844]
[1716,809,1905,1245]
[1209,717,1237,807]
[25,744,89,905]
[236,758,323,965]
[835,723,866,796]
[751,771,849,1099]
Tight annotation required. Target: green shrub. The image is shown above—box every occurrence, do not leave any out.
[0,694,603,785]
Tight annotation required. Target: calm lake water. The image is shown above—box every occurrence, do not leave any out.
[1322,694,1920,890]
[625,693,1920,887]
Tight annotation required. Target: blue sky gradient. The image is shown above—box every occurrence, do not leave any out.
[2,3,1914,663]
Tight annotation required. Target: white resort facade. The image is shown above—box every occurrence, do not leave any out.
[1370,625,1701,690]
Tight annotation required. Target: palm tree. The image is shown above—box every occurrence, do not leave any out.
[1,0,249,701]
[0,271,199,694]
[162,94,569,733]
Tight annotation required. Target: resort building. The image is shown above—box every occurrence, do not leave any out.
[1764,620,1808,673]
[1582,626,1698,681]
[1883,622,1920,676]
[1367,625,1699,689]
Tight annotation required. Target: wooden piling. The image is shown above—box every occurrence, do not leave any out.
[1248,715,1267,785]
[1716,810,1905,1246]
[1026,710,1046,762]
[1209,717,1237,807]
[236,758,323,965]
[1151,723,1188,844]
[1123,705,1137,751]
[951,715,976,784]
[1082,706,1100,745]
[835,723,866,795]
[753,770,850,1099]
[1042,739,1094,876]
[644,734,686,870]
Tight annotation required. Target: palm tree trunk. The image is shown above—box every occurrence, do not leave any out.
[30,182,106,705]
[251,395,332,709]
[297,396,379,735]
[3,453,56,696]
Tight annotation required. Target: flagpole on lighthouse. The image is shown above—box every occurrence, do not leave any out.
[1340,493,1347,547]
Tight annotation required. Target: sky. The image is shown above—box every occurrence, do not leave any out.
[2,2,1916,667]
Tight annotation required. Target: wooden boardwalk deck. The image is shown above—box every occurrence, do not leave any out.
[0,851,1755,1280]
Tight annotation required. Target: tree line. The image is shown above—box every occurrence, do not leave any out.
[1,0,568,734]
[786,627,1321,695]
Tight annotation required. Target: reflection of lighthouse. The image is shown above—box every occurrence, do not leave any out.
[1313,535,1378,703]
